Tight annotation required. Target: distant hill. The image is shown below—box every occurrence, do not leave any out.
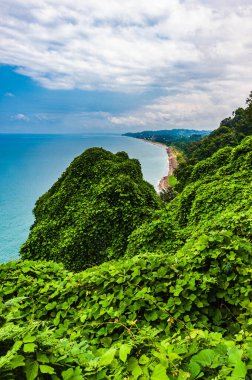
[123,128,211,147]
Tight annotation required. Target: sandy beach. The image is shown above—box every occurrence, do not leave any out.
[158,146,178,192]
[139,138,178,192]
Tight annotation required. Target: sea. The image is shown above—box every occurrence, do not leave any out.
[0,134,168,263]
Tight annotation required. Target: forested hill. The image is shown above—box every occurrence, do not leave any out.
[0,94,252,379]
[123,129,210,147]
[175,91,252,190]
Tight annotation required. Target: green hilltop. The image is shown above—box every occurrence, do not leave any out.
[0,93,252,379]
[20,149,160,272]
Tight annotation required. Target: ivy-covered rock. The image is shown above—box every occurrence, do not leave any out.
[20,148,161,271]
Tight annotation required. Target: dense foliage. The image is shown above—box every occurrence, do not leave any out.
[20,148,160,271]
[1,207,252,378]
[128,135,252,256]
[175,93,252,190]
[1,96,252,378]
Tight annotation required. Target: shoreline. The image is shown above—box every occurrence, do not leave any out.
[139,138,178,192]
[137,139,168,150]
[158,146,178,192]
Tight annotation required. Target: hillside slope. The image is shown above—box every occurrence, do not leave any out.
[175,92,252,190]
[1,97,252,379]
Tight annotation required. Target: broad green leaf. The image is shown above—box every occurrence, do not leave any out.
[100,348,116,366]
[40,364,55,374]
[60,301,69,309]
[23,335,36,343]
[127,356,143,378]
[145,310,158,321]
[25,360,39,380]
[62,368,74,380]
[132,364,142,379]
[191,349,216,367]
[101,337,112,347]
[119,344,131,363]
[62,367,83,380]
[80,313,87,323]
[228,348,242,366]
[128,357,139,371]
[10,354,25,369]
[23,343,36,353]
[139,354,150,365]
[151,364,170,380]
[97,370,108,380]
[188,361,201,379]
[231,361,247,378]
[37,352,50,363]
[53,311,61,326]
[45,302,57,310]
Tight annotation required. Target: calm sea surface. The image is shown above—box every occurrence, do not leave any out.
[0,134,167,263]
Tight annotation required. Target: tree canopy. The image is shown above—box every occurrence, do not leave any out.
[175,95,252,190]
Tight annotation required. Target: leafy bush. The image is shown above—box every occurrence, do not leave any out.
[1,221,252,379]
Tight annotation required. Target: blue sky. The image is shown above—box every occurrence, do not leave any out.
[0,0,252,133]
[0,65,164,132]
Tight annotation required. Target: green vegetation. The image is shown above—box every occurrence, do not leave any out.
[168,175,178,187]
[0,95,252,378]
[126,135,252,258]
[20,148,161,271]
[124,129,210,148]
[170,147,186,166]
[1,232,252,379]
[175,92,252,190]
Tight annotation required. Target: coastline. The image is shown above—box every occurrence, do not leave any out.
[158,146,178,192]
[138,138,178,192]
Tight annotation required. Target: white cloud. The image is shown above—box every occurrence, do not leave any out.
[1,0,252,131]
[108,115,145,127]
[11,113,30,121]
[108,82,249,131]
[0,0,252,93]
[4,92,15,97]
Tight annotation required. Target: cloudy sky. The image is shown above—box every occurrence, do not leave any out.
[0,0,252,133]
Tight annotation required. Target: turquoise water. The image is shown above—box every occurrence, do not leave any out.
[0,134,167,262]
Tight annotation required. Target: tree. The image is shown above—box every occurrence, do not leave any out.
[246,91,252,122]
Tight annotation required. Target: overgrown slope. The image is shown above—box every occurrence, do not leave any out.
[1,219,252,378]
[128,136,252,256]
[175,92,252,190]
[20,148,161,271]
[1,98,252,379]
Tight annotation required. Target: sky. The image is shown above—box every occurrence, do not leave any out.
[0,0,252,133]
